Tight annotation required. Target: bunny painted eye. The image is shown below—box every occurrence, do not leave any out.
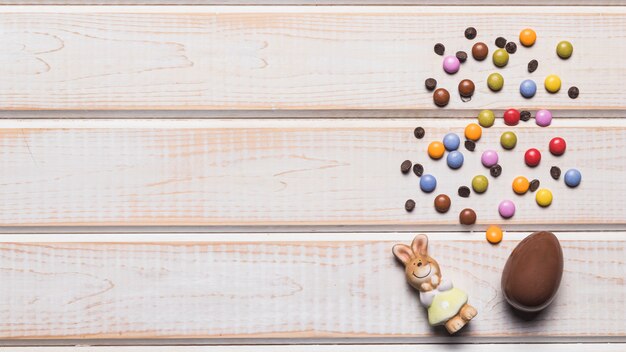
[417,262,422,267]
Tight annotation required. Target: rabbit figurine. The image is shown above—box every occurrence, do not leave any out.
[392,234,477,334]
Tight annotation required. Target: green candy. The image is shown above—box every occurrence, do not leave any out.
[556,40,573,59]
[472,175,489,193]
[487,73,504,92]
[477,109,495,128]
[492,49,509,67]
[500,131,518,150]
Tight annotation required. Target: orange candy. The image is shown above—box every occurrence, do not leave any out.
[512,176,530,194]
[428,141,445,159]
[519,28,537,47]
[486,225,504,244]
[464,123,482,141]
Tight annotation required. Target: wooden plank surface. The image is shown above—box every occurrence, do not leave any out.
[0,232,624,340]
[0,119,623,229]
[0,6,625,113]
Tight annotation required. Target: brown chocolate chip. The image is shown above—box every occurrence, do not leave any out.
[458,186,471,198]
[413,163,424,177]
[405,199,416,212]
[401,160,412,174]
[464,27,477,40]
[528,59,538,73]
[490,164,502,178]
[505,41,517,54]
[495,37,507,48]
[459,208,477,225]
[434,43,445,56]
[550,166,561,180]
[414,127,425,139]
[456,51,468,63]
[520,110,531,122]
[464,140,476,151]
[472,42,489,61]
[434,194,451,213]
[433,88,450,107]
[529,179,540,192]
[425,78,437,91]
[568,86,579,99]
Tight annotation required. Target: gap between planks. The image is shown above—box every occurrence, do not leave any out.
[0,344,625,350]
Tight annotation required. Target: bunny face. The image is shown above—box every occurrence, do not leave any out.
[392,234,442,291]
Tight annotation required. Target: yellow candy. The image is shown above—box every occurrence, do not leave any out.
[464,123,482,141]
[544,74,562,93]
[512,176,530,195]
[536,188,553,207]
[486,225,503,244]
[428,141,445,159]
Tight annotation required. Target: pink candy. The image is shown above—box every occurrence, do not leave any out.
[443,56,461,74]
[481,150,499,167]
[535,109,553,127]
[498,200,516,219]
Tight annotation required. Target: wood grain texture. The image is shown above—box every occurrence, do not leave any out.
[0,6,625,112]
[0,232,624,340]
[0,119,623,229]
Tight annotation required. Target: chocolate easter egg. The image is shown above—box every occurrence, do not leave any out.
[501,231,563,312]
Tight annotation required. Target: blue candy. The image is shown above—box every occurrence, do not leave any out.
[564,168,582,187]
[446,150,464,169]
[519,79,537,98]
[443,133,461,151]
[420,174,437,193]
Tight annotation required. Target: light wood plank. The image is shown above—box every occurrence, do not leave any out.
[0,232,624,340]
[0,6,624,113]
[0,119,623,229]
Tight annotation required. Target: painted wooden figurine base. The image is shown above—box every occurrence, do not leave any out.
[393,234,477,334]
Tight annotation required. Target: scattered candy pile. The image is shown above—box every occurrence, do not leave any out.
[425,27,579,106]
[402,107,583,244]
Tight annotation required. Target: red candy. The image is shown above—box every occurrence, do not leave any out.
[525,148,541,167]
[504,108,520,126]
[549,137,567,156]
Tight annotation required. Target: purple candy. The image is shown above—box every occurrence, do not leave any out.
[481,149,499,167]
[498,200,516,219]
[443,56,461,74]
[535,109,552,127]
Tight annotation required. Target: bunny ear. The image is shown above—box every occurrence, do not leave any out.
[411,234,429,256]
[392,244,413,265]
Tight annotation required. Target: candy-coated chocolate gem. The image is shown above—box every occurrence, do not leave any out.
[544,74,561,93]
[504,108,520,126]
[493,48,509,67]
[420,174,437,193]
[443,55,461,74]
[512,176,530,194]
[487,73,504,91]
[478,109,496,127]
[519,79,537,98]
[443,133,461,151]
[500,131,517,150]
[428,141,445,159]
[535,109,553,127]
[472,175,489,193]
[564,169,582,187]
[549,137,566,156]
[481,150,499,167]
[535,188,553,207]
[556,41,573,59]
[525,148,542,167]
[447,150,464,169]
[486,225,504,244]
[519,28,537,47]
[464,123,482,141]
[498,200,516,219]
